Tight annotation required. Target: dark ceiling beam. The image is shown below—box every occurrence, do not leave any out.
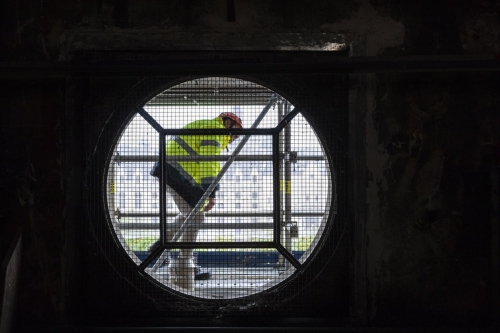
[1,55,499,78]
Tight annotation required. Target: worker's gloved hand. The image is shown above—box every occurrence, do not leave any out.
[203,197,216,212]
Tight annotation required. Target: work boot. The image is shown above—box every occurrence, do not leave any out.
[169,257,196,290]
[194,265,212,280]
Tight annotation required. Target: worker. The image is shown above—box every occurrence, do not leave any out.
[148,112,243,289]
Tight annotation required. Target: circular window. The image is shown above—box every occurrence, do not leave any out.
[104,77,335,300]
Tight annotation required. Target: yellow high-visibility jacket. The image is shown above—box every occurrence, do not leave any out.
[166,117,230,196]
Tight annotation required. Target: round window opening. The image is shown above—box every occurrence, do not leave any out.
[106,77,335,300]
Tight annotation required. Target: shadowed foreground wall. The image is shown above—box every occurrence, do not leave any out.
[365,72,499,325]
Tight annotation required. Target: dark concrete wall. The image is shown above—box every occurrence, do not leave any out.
[1,0,499,328]
[365,72,499,326]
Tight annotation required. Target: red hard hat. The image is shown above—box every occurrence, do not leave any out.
[219,112,243,128]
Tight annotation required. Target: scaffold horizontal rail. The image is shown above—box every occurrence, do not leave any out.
[112,154,326,162]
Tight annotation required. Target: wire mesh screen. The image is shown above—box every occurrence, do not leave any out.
[86,72,347,317]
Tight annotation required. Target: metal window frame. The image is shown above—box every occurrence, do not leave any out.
[107,94,327,274]
[77,52,348,316]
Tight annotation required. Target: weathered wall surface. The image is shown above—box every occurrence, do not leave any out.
[1,0,499,327]
[0,80,66,324]
[366,72,499,325]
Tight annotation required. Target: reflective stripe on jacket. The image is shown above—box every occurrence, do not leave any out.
[166,117,230,192]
